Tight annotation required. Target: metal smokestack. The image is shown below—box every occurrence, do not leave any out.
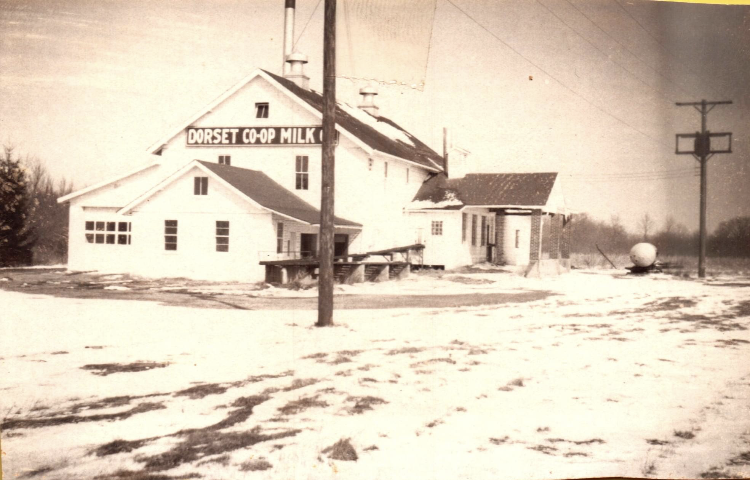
[283,0,296,75]
[443,127,450,177]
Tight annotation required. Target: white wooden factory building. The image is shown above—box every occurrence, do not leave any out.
[58,8,571,283]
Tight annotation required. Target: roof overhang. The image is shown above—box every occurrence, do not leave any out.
[57,161,160,204]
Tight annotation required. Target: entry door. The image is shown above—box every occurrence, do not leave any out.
[300,234,318,258]
[334,234,349,258]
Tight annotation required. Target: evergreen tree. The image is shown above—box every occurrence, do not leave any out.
[0,146,36,266]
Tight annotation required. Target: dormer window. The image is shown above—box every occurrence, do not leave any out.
[219,155,231,166]
[256,103,269,118]
[194,177,208,195]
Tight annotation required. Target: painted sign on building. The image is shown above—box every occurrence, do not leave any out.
[186,126,323,146]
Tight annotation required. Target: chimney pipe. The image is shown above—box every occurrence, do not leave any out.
[358,85,379,116]
[443,127,450,177]
[285,52,310,89]
[283,0,296,75]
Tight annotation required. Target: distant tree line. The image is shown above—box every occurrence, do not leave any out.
[0,145,72,267]
[567,212,750,258]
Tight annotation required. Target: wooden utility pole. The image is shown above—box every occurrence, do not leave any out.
[675,99,733,278]
[317,0,336,327]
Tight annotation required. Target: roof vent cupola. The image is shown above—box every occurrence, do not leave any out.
[285,52,310,89]
[358,85,379,117]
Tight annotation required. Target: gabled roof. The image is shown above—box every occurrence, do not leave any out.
[410,172,559,210]
[118,160,360,228]
[197,161,360,227]
[147,68,444,172]
[262,71,445,171]
[57,160,160,204]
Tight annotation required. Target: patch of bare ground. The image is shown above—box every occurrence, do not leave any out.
[322,438,358,461]
[727,451,750,466]
[138,397,300,472]
[499,378,525,391]
[277,396,329,415]
[546,438,606,445]
[238,458,273,471]
[195,455,230,467]
[445,275,495,285]
[646,439,670,446]
[174,384,228,400]
[346,396,387,415]
[490,436,510,445]
[2,402,166,430]
[716,339,750,347]
[93,438,152,457]
[527,444,558,455]
[700,468,744,479]
[81,362,169,376]
[96,470,201,480]
[674,430,695,440]
[280,378,319,392]
[20,466,54,478]
[410,357,456,367]
[387,346,426,355]
[610,297,698,316]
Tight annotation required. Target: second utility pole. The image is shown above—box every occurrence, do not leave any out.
[317,0,336,327]
[675,99,732,278]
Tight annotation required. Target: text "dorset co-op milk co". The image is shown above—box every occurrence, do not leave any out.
[186,126,323,146]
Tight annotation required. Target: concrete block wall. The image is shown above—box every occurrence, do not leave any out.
[549,214,561,260]
[495,213,505,263]
[529,209,542,263]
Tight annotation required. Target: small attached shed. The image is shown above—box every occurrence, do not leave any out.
[408,172,571,275]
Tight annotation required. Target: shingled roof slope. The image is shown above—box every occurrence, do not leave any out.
[263,70,445,171]
[199,161,360,227]
[412,172,558,208]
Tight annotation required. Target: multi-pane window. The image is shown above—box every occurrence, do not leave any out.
[165,220,178,251]
[194,177,208,195]
[462,213,467,243]
[216,221,229,252]
[515,230,520,249]
[276,222,284,254]
[481,216,487,246]
[218,155,231,166]
[431,220,443,236]
[256,103,269,118]
[85,221,131,245]
[295,156,309,190]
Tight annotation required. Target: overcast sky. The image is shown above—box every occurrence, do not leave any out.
[1,0,748,234]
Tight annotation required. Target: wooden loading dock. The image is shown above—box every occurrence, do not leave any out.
[261,244,423,285]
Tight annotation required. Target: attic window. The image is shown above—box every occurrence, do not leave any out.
[219,155,231,166]
[194,177,208,195]
[295,156,309,190]
[256,103,269,118]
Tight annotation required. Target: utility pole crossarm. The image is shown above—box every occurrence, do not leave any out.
[674,99,733,278]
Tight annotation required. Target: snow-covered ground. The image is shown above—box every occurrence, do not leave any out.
[1,269,750,479]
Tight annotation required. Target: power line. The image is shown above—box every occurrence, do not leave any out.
[561,0,693,98]
[443,0,671,149]
[566,173,698,182]
[567,167,696,178]
[534,0,677,105]
[609,0,726,99]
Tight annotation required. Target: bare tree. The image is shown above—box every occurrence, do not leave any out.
[638,213,655,241]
